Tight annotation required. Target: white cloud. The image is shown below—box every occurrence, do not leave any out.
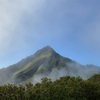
[0,0,45,56]
[0,0,100,67]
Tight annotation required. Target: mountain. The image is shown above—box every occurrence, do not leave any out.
[0,46,100,85]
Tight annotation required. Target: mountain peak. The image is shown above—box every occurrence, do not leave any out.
[41,46,54,51]
[0,46,100,85]
[33,46,55,57]
[38,46,55,53]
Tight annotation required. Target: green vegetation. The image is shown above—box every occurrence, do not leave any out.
[0,74,100,100]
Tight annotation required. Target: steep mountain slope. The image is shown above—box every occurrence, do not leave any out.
[0,46,100,85]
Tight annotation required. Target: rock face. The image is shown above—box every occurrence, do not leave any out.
[0,46,100,85]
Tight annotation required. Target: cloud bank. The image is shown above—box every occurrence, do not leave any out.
[0,0,100,67]
[0,0,45,56]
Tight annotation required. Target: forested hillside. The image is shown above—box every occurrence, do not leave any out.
[0,74,100,100]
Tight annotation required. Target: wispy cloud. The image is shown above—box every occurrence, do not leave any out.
[0,0,45,56]
[0,0,100,67]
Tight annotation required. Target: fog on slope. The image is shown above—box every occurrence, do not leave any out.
[32,62,100,84]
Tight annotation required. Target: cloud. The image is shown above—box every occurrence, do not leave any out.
[0,0,100,67]
[0,0,46,56]
[0,0,71,57]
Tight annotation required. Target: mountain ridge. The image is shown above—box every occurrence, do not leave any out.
[0,46,100,85]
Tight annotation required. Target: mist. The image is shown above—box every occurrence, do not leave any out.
[32,62,100,84]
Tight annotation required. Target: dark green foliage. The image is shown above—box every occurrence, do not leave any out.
[88,74,100,84]
[0,75,100,100]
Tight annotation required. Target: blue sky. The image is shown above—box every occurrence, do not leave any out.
[0,0,100,68]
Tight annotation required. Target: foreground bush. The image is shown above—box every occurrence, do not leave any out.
[0,75,100,100]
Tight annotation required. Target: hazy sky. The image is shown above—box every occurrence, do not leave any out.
[0,0,100,68]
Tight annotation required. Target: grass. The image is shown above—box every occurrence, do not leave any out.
[14,53,51,76]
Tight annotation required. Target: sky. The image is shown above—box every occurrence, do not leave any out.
[0,0,100,68]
